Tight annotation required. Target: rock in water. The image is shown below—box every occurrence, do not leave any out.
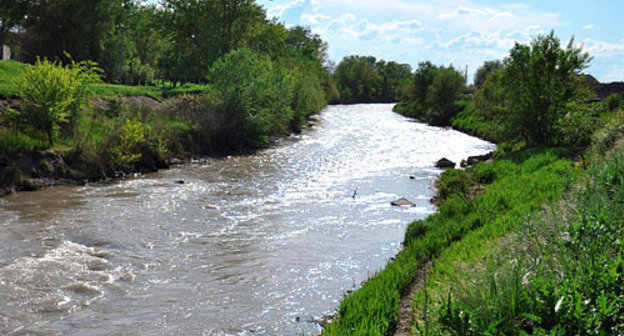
[435,158,456,169]
[391,198,416,207]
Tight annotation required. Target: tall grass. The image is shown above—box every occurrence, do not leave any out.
[321,147,573,336]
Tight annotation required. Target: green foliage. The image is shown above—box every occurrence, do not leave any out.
[109,119,149,168]
[162,0,265,83]
[12,58,102,145]
[322,148,572,336]
[395,62,465,126]
[501,32,592,145]
[436,169,471,202]
[0,128,47,158]
[589,112,624,156]
[208,48,327,150]
[425,67,466,126]
[605,93,623,111]
[437,144,624,336]
[474,60,503,88]
[333,55,412,104]
[451,100,507,143]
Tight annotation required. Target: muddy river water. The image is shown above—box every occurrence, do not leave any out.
[0,104,494,335]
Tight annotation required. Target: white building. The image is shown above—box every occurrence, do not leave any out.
[2,44,10,61]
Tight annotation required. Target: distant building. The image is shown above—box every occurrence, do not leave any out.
[2,44,10,61]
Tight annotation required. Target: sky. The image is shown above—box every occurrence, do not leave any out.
[254,0,624,82]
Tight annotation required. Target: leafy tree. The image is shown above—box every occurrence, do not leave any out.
[474,60,503,88]
[0,0,28,46]
[400,62,440,115]
[605,93,623,111]
[426,67,466,125]
[501,31,591,145]
[13,58,101,145]
[18,0,117,63]
[208,48,295,148]
[163,0,264,82]
[376,61,412,103]
[334,55,380,103]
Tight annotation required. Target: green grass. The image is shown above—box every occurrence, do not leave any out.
[90,82,210,99]
[450,100,507,143]
[425,121,624,335]
[0,60,210,99]
[321,147,574,336]
[0,60,28,98]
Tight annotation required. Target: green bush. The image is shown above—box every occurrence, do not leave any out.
[590,113,624,155]
[605,93,623,111]
[12,58,101,146]
[436,169,471,202]
[108,119,153,170]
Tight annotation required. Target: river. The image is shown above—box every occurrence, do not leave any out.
[0,104,494,336]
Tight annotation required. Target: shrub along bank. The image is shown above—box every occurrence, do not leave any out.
[0,47,331,193]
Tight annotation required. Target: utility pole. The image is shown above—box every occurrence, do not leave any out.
[119,0,126,85]
[465,65,468,85]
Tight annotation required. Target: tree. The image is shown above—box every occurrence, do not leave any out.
[0,0,28,46]
[333,55,381,103]
[163,0,264,82]
[13,58,101,145]
[501,31,591,145]
[376,61,412,103]
[474,60,503,88]
[208,48,295,149]
[426,66,466,125]
[18,0,117,63]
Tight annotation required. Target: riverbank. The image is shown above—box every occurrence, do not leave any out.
[0,57,330,195]
[0,94,323,196]
[322,96,624,334]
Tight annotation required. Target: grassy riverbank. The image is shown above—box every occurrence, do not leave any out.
[0,54,330,193]
[321,143,575,335]
[322,32,624,335]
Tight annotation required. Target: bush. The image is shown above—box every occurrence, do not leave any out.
[12,58,101,146]
[208,48,326,150]
[605,93,623,111]
[108,119,153,170]
[436,169,471,202]
[590,113,624,155]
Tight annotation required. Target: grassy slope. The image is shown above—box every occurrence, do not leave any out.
[0,60,209,99]
[0,60,26,98]
[321,147,574,335]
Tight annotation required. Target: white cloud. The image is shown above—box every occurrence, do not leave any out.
[582,38,624,57]
[583,23,594,30]
[301,13,331,25]
[266,0,305,18]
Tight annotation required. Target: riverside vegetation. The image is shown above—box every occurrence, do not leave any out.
[0,0,338,192]
[2,2,624,335]
[322,32,624,335]
[0,0,418,192]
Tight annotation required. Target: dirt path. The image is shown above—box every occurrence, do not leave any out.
[393,261,432,336]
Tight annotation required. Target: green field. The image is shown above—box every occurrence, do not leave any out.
[0,60,209,100]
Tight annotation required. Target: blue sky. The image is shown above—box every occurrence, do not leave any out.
[254,0,623,82]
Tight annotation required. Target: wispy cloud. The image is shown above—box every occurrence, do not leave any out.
[259,0,623,82]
